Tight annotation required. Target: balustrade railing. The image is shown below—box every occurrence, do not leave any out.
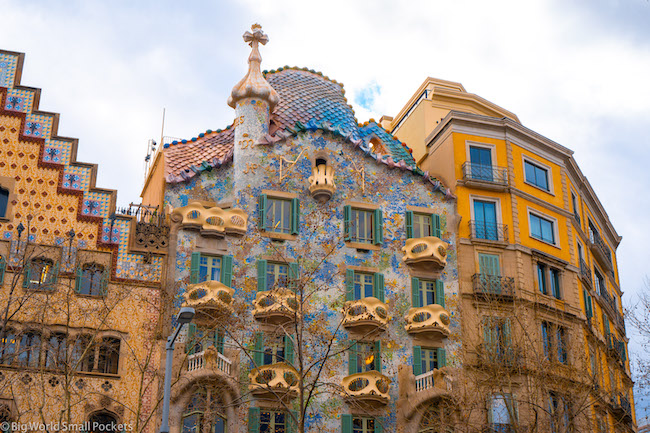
[462,162,508,185]
[469,221,508,242]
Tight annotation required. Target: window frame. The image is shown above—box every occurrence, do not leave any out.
[528,208,558,246]
[24,258,58,290]
[522,156,553,193]
[536,263,562,299]
[190,252,233,287]
[344,202,382,250]
[258,191,299,240]
[469,195,503,241]
[76,263,108,297]
[0,176,16,222]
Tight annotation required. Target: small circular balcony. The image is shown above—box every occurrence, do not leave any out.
[404,304,450,340]
[341,370,390,408]
[308,164,336,203]
[253,288,299,325]
[182,280,234,325]
[342,297,388,335]
[401,236,448,272]
[249,362,299,399]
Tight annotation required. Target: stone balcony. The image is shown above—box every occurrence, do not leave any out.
[404,304,450,340]
[186,347,233,376]
[342,297,388,335]
[398,365,454,421]
[249,362,299,399]
[253,287,299,325]
[171,201,248,236]
[341,370,390,408]
[308,164,336,203]
[401,236,448,272]
[182,280,234,325]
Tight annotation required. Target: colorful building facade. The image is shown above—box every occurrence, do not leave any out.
[0,50,166,430]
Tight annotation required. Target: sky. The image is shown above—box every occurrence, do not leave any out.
[2,0,650,419]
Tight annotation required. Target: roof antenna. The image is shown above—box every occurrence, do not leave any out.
[143,108,166,180]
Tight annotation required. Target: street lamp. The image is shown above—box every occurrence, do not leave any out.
[160,306,195,433]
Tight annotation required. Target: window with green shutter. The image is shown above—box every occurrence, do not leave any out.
[0,255,6,284]
[76,263,106,296]
[412,278,444,308]
[259,194,299,236]
[259,409,288,433]
[190,252,233,286]
[23,258,57,290]
[345,207,383,245]
[186,325,225,355]
[349,341,380,374]
[405,211,441,239]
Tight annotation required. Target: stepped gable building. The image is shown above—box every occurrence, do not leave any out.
[142,25,459,432]
[0,50,167,428]
[383,78,636,432]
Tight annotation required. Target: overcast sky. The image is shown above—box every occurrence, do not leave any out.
[3,0,650,418]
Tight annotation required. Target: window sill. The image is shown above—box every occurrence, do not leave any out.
[523,180,554,196]
[346,241,380,251]
[530,235,560,249]
[0,364,120,379]
[261,231,297,241]
[75,293,107,299]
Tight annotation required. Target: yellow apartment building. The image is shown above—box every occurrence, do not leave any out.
[382,78,635,433]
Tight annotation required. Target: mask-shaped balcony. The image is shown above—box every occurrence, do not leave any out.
[341,370,390,408]
[253,288,299,325]
[308,163,336,203]
[171,202,248,236]
[182,280,234,324]
[249,362,299,399]
[404,304,450,340]
[402,237,448,272]
[185,346,233,377]
[342,297,388,335]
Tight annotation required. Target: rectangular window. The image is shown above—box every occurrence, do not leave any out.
[354,342,379,373]
[418,280,437,307]
[354,272,375,300]
[266,262,289,289]
[524,160,549,191]
[469,145,494,181]
[350,208,373,244]
[588,221,598,244]
[199,255,221,283]
[263,334,286,366]
[556,326,568,364]
[530,213,555,244]
[594,268,605,296]
[537,263,548,295]
[260,410,286,433]
[550,268,561,299]
[413,213,432,238]
[421,348,439,373]
[266,197,292,234]
[489,394,516,426]
[483,317,512,362]
[549,392,571,433]
[473,199,499,240]
[542,321,551,359]
[571,192,580,223]
[352,417,376,433]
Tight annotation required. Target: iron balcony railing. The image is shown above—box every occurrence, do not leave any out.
[469,221,508,242]
[601,289,617,314]
[579,259,592,287]
[590,233,613,268]
[462,162,509,185]
[472,273,515,297]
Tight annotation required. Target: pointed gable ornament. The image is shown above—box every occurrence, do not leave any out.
[227,24,280,111]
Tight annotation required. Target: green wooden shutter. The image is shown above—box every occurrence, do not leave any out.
[348,342,357,375]
[582,289,588,316]
[479,253,500,276]
[437,348,447,367]
[186,323,197,354]
[413,346,422,376]
[344,205,352,241]
[345,269,355,301]
[604,316,611,335]
[375,417,384,433]
[75,267,83,293]
[620,342,627,363]
[258,194,267,231]
[288,410,298,433]
[405,210,414,239]
[248,407,260,433]
[411,277,420,308]
[291,198,300,235]
[289,263,299,292]
[257,260,268,292]
[435,280,445,308]
[374,341,382,372]
[253,332,264,366]
[0,257,6,284]
[190,252,201,284]
[373,273,385,302]
[221,255,233,287]
[483,318,493,346]
[284,335,294,365]
[587,296,593,319]
[432,214,441,238]
[22,262,31,288]
[373,209,383,245]
[215,330,225,354]
[100,268,109,296]
[341,414,352,433]
[504,318,512,347]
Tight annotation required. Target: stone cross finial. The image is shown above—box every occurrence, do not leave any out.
[228,24,279,110]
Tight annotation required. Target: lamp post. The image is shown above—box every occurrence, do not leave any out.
[160,306,195,433]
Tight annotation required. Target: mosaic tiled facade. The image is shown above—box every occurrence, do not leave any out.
[0,49,165,429]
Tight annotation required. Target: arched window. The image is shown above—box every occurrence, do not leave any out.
[418,401,456,433]
[77,263,106,296]
[182,385,227,433]
[369,138,388,154]
[0,329,17,365]
[45,333,67,369]
[88,411,118,433]
[71,335,95,372]
[0,187,9,218]
[17,331,41,367]
[24,258,57,290]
